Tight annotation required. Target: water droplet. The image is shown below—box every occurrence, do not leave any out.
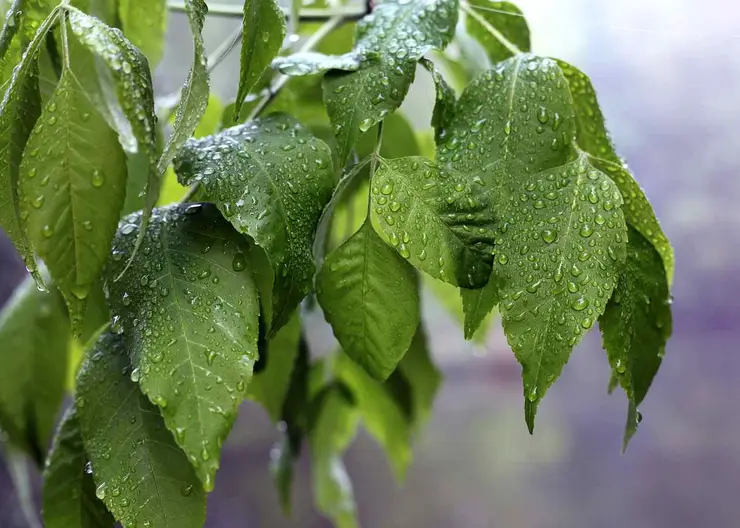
[91,170,104,188]
[95,483,106,500]
[572,297,589,311]
[541,229,557,243]
[232,253,247,272]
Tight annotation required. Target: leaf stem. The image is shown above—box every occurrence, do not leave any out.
[460,2,522,56]
[167,0,367,20]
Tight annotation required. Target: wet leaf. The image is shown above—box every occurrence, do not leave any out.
[438,55,628,430]
[157,0,209,175]
[420,57,456,141]
[76,332,206,527]
[558,59,674,283]
[322,0,459,163]
[273,51,362,77]
[19,67,127,329]
[370,156,496,288]
[118,0,167,66]
[174,114,335,332]
[600,227,672,450]
[317,220,420,380]
[42,407,115,528]
[0,275,69,463]
[464,0,530,63]
[234,0,285,121]
[104,204,260,490]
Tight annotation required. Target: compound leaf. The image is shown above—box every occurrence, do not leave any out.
[464,0,530,64]
[317,220,419,380]
[600,227,672,450]
[19,66,127,329]
[104,204,260,490]
[42,407,115,528]
[370,156,495,288]
[76,332,206,528]
[0,275,69,464]
[175,114,335,332]
[234,0,286,120]
[118,0,167,66]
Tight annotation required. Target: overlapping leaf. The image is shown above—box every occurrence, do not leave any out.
[19,66,127,328]
[104,204,260,489]
[76,332,206,527]
[438,55,627,430]
[464,0,530,63]
[174,114,335,332]
[394,325,442,428]
[118,0,167,66]
[420,58,457,141]
[42,407,115,528]
[600,227,672,449]
[318,220,419,379]
[0,275,69,463]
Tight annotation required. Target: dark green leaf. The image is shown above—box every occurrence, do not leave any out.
[67,10,159,260]
[234,0,286,120]
[396,325,441,428]
[600,227,672,450]
[557,59,674,283]
[460,272,503,340]
[42,407,115,528]
[157,0,209,174]
[174,114,335,332]
[317,220,420,379]
[370,156,495,288]
[0,275,68,463]
[118,0,167,66]
[335,352,412,481]
[0,7,58,283]
[104,203,260,490]
[420,57,456,141]
[76,332,206,527]
[19,66,127,329]
[309,383,359,528]
[322,0,459,163]
[463,0,530,63]
[438,56,628,430]
[248,313,301,422]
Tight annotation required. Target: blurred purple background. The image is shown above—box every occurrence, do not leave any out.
[2,0,739,526]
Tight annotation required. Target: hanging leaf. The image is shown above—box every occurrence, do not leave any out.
[460,272,503,340]
[0,7,59,283]
[118,0,167,66]
[600,227,672,450]
[234,0,286,120]
[463,0,530,64]
[0,275,69,464]
[174,114,335,332]
[320,0,459,163]
[557,59,674,283]
[19,66,127,329]
[370,156,496,288]
[394,325,441,428]
[157,0,209,174]
[317,220,420,380]
[438,55,628,430]
[335,352,412,481]
[420,57,457,141]
[76,332,206,527]
[42,407,115,528]
[104,203,260,490]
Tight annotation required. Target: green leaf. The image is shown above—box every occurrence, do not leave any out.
[66,10,159,262]
[273,51,362,76]
[335,352,412,481]
[118,0,167,66]
[438,55,628,430]
[309,383,359,528]
[557,59,674,283]
[42,407,115,528]
[395,325,441,428]
[157,0,209,175]
[248,313,301,422]
[20,0,57,44]
[104,203,260,490]
[76,332,206,527]
[0,7,58,283]
[424,276,495,342]
[19,66,127,330]
[460,272,503,340]
[420,57,457,141]
[463,0,530,63]
[174,114,335,332]
[317,220,420,380]
[0,275,69,464]
[369,156,495,288]
[321,0,459,163]
[234,0,286,121]
[600,227,672,450]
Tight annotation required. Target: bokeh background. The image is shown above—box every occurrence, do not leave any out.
[2,0,740,526]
